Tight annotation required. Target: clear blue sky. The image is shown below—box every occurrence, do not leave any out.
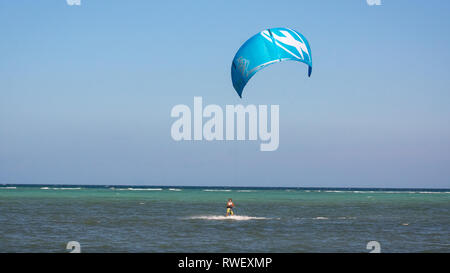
[1,0,449,188]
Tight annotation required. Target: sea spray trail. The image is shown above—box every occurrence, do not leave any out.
[186,215,271,221]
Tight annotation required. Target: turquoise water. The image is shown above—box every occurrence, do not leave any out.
[0,185,449,252]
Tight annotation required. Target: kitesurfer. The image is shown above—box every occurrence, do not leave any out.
[226,198,235,216]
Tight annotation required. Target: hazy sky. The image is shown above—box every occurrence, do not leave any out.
[1,0,449,188]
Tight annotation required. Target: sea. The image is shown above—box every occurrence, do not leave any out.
[0,185,449,253]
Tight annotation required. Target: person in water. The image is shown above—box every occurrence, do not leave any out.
[226,198,235,216]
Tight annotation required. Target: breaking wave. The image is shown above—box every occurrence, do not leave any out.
[117,188,163,191]
[40,187,81,190]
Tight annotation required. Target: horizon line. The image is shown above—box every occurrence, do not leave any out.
[1,183,449,191]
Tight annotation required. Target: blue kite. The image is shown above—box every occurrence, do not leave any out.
[231,27,312,98]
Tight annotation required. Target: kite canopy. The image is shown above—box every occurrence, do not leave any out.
[231,27,312,98]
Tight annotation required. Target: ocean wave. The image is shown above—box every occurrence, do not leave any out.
[40,187,81,190]
[237,190,256,192]
[313,217,328,220]
[118,188,163,191]
[297,190,450,194]
[378,191,416,194]
[349,190,449,194]
[0,187,16,189]
[202,189,231,192]
[169,188,182,191]
[358,191,449,194]
[417,191,446,194]
[186,215,270,221]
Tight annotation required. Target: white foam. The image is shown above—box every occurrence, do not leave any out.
[169,188,182,191]
[380,191,415,194]
[237,190,256,192]
[0,187,16,189]
[118,188,162,191]
[43,187,82,190]
[187,215,269,221]
[366,191,447,194]
[313,217,328,220]
[202,189,231,192]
